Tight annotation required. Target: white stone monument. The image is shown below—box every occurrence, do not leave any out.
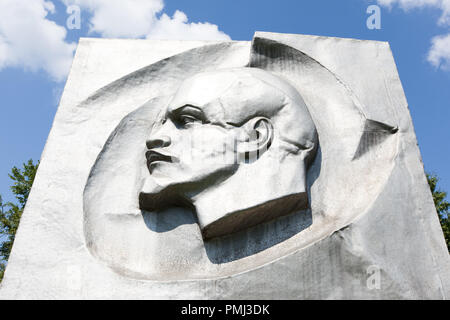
[0,32,449,299]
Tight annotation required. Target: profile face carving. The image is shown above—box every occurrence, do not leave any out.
[140,67,318,239]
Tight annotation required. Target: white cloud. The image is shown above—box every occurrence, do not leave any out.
[427,33,450,70]
[63,0,231,40]
[62,0,164,38]
[0,0,76,81]
[0,0,230,82]
[377,0,450,25]
[146,10,231,41]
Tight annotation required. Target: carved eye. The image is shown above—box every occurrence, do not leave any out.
[179,114,201,127]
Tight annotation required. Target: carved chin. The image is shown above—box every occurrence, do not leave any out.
[139,165,239,213]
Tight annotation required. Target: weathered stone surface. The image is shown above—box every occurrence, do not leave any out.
[0,32,449,299]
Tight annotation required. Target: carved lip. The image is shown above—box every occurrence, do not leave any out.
[146,150,174,165]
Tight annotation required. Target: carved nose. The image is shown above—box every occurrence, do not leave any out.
[146,135,171,149]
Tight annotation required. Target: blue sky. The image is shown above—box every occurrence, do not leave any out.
[0,0,449,208]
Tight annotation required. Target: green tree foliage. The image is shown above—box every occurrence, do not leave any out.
[0,159,39,282]
[427,173,450,252]
[0,262,4,283]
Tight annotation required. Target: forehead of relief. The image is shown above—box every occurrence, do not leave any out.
[167,68,303,125]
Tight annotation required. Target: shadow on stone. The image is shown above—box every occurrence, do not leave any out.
[142,206,198,233]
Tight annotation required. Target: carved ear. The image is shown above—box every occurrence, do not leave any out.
[237,117,274,163]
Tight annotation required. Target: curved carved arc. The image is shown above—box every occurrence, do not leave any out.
[83,98,170,279]
[78,41,250,114]
[353,119,399,160]
[248,36,398,159]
